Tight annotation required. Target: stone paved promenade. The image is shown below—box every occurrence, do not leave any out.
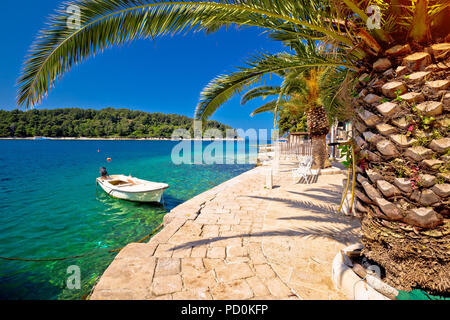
[90,162,361,300]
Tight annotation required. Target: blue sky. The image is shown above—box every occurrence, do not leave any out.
[0,0,287,130]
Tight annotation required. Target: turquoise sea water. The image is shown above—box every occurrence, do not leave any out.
[0,140,254,300]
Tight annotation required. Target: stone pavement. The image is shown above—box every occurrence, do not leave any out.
[90,162,361,300]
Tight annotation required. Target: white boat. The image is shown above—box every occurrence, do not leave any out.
[96,174,169,203]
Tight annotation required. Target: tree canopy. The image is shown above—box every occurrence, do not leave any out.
[0,108,234,138]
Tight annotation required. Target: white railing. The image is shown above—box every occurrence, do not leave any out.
[256,140,313,163]
[278,140,312,156]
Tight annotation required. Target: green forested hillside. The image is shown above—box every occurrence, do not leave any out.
[0,108,235,138]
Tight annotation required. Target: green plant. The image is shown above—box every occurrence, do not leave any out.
[412,129,443,147]
[436,177,445,184]
[393,89,404,102]
[337,144,352,168]
[411,105,438,131]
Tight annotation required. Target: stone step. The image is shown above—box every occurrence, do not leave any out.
[415,101,443,116]
[376,101,400,117]
[403,207,442,229]
[429,138,450,153]
[373,58,392,72]
[429,43,450,59]
[406,71,431,82]
[399,92,424,104]
[363,131,381,143]
[425,79,450,93]
[385,44,411,56]
[390,134,417,148]
[366,169,383,184]
[361,180,382,201]
[375,123,397,136]
[361,149,381,162]
[405,146,433,161]
[432,184,450,198]
[376,139,399,157]
[419,174,436,187]
[358,109,380,127]
[422,158,444,169]
[402,52,432,71]
[381,81,407,98]
[374,197,402,220]
[363,93,383,104]
[391,117,409,129]
[394,178,413,193]
[418,189,441,206]
[376,180,401,197]
[395,66,408,76]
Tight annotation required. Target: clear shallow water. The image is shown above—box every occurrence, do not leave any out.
[0,140,254,300]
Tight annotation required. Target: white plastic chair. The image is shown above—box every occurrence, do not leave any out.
[292,156,313,184]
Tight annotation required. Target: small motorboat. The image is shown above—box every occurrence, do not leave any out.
[96,168,169,203]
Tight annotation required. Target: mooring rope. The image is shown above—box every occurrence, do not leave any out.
[0,223,164,262]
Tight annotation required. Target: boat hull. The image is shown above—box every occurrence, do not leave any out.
[96,178,168,203]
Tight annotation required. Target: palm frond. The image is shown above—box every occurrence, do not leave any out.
[194,50,354,121]
[18,0,359,109]
[319,67,354,121]
[240,85,281,105]
[250,100,279,117]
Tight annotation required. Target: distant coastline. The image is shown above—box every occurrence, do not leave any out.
[0,108,237,139]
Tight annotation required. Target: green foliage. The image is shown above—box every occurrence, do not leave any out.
[277,108,307,136]
[194,50,352,122]
[337,144,352,168]
[411,105,437,131]
[412,129,443,147]
[390,159,421,189]
[236,41,351,132]
[0,108,234,138]
[393,89,404,102]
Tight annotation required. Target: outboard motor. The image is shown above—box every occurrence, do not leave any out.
[100,167,108,178]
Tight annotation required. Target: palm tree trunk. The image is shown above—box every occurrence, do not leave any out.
[353,41,449,294]
[307,105,331,169]
[311,134,331,169]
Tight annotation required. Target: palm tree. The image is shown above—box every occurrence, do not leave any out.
[241,84,308,136]
[202,39,352,170]
[18,0,449,294]
[241,65,350,169]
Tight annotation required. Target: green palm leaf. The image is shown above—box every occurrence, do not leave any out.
[194,49,355,121]
[250,99,280,117]
[17,0,358,109]
[240,85,281,105]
